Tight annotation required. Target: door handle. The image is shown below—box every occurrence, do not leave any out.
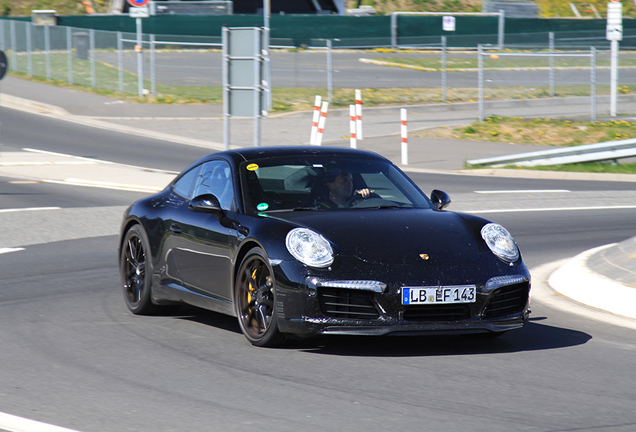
[170,224,182,234]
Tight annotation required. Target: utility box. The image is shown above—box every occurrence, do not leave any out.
[73,32,90,60]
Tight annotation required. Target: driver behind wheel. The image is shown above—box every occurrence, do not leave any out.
[316,168,373,209]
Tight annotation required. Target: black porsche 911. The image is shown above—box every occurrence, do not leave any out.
[118,146,530,347]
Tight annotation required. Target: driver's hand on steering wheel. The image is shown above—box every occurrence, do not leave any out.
[355,188,374,199]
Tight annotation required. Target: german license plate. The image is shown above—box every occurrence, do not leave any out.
[402,285,476,305]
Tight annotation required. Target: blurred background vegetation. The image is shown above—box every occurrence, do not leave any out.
[2,0,634,19]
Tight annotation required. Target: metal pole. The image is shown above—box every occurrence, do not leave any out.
[549,32,555,97]
[0,20,4,52]
[26,23,32,77]
[610,39,618,117]
[327,39,333,105]
[45,24,51,81]
[90,29,96,87]
[478,44,484,122]
[67,26,73,85]
[497,10,505,50]
[150,34,156,96]
[391,13,396,49]
[117,31,124,93]
[254,28,262,147]
[441,36,447,103]
[591,47,596,121]
[263,0,270,34]
[222,27,230,150]
[136,17,144,97]
[263,0,271,110]
[10,20,16,72]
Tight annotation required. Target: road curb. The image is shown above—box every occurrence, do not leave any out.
[548,244,636,320]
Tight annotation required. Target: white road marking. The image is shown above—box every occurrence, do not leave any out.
[42,178,162,193]
[468,205,636,214]
[0,247,24,254]
[23,148,179,174]
[0,207,61,213]
[474,189,571,194]
[0,411,83,432]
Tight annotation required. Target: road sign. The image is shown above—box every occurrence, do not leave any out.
[129,5,150,17]
[607,25,623,41]
[442,16,456,32]
[127,0,150,6]
[607,2,623,41]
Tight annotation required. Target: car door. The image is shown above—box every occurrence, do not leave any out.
[168,159,236,301]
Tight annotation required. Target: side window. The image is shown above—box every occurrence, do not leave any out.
[172,164,203,200]
[193,160,235,210]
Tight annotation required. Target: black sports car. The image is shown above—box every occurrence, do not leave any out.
[119,146,530,347]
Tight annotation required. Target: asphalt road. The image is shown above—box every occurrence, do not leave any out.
[93,50,636,89]
[1,109,636,432]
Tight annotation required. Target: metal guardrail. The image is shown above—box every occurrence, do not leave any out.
[467,139,636,167]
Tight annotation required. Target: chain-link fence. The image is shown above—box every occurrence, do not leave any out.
[2,19,636,119]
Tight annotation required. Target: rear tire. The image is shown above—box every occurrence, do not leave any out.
[120,224,160,315]
[235,248,285,347]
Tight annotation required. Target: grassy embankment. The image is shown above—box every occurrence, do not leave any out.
[418,116,636,174]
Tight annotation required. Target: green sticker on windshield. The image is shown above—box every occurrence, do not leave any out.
[257,203,269,211]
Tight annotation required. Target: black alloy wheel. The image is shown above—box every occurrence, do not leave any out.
[120,225,159,315]
[235,248,285,347]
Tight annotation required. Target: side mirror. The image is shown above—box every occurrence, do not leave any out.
[430,189,451,210]
[189,194,224,219]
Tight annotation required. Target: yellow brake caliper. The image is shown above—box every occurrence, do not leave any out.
[247,268,258,308]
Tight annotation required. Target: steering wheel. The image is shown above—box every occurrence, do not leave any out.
[346,191,381,207]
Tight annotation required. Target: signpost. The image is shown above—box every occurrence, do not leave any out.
[127,0,150,97]
[607,1,622,117]
[222,27,268,149]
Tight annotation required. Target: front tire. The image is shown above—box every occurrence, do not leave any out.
[120,224,160,315]
[235,248,285,347]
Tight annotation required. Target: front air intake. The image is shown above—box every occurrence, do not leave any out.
[318,288,380,319]
[483,282,530,318]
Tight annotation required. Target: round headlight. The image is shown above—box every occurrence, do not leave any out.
[285,228,334,268]
[481,223,519,263]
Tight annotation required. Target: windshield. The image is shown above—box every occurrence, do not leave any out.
[240,155,432,214]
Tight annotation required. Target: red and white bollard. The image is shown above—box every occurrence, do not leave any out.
[355,89,363,140]
[314,101,329,146]
[349,105,357,148]
[401,108,408,165]
[309,95,322,144]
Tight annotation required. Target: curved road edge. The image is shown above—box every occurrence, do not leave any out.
[548,243,636,321]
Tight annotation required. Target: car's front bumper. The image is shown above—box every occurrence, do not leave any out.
[272,259,531,338]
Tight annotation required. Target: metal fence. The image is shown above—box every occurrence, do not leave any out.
[1,19,635,119]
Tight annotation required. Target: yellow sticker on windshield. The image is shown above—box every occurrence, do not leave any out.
[246,163,259,171]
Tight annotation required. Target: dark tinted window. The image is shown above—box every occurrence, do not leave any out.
[240,155,431,214]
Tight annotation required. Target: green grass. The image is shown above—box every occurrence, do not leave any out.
[438,116,636,174]
[422,116,636,146]
[513,162,636,174]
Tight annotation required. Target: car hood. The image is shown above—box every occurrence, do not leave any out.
[270,208,483,265]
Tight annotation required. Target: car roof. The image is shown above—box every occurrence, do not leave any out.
[206,146,388,165]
